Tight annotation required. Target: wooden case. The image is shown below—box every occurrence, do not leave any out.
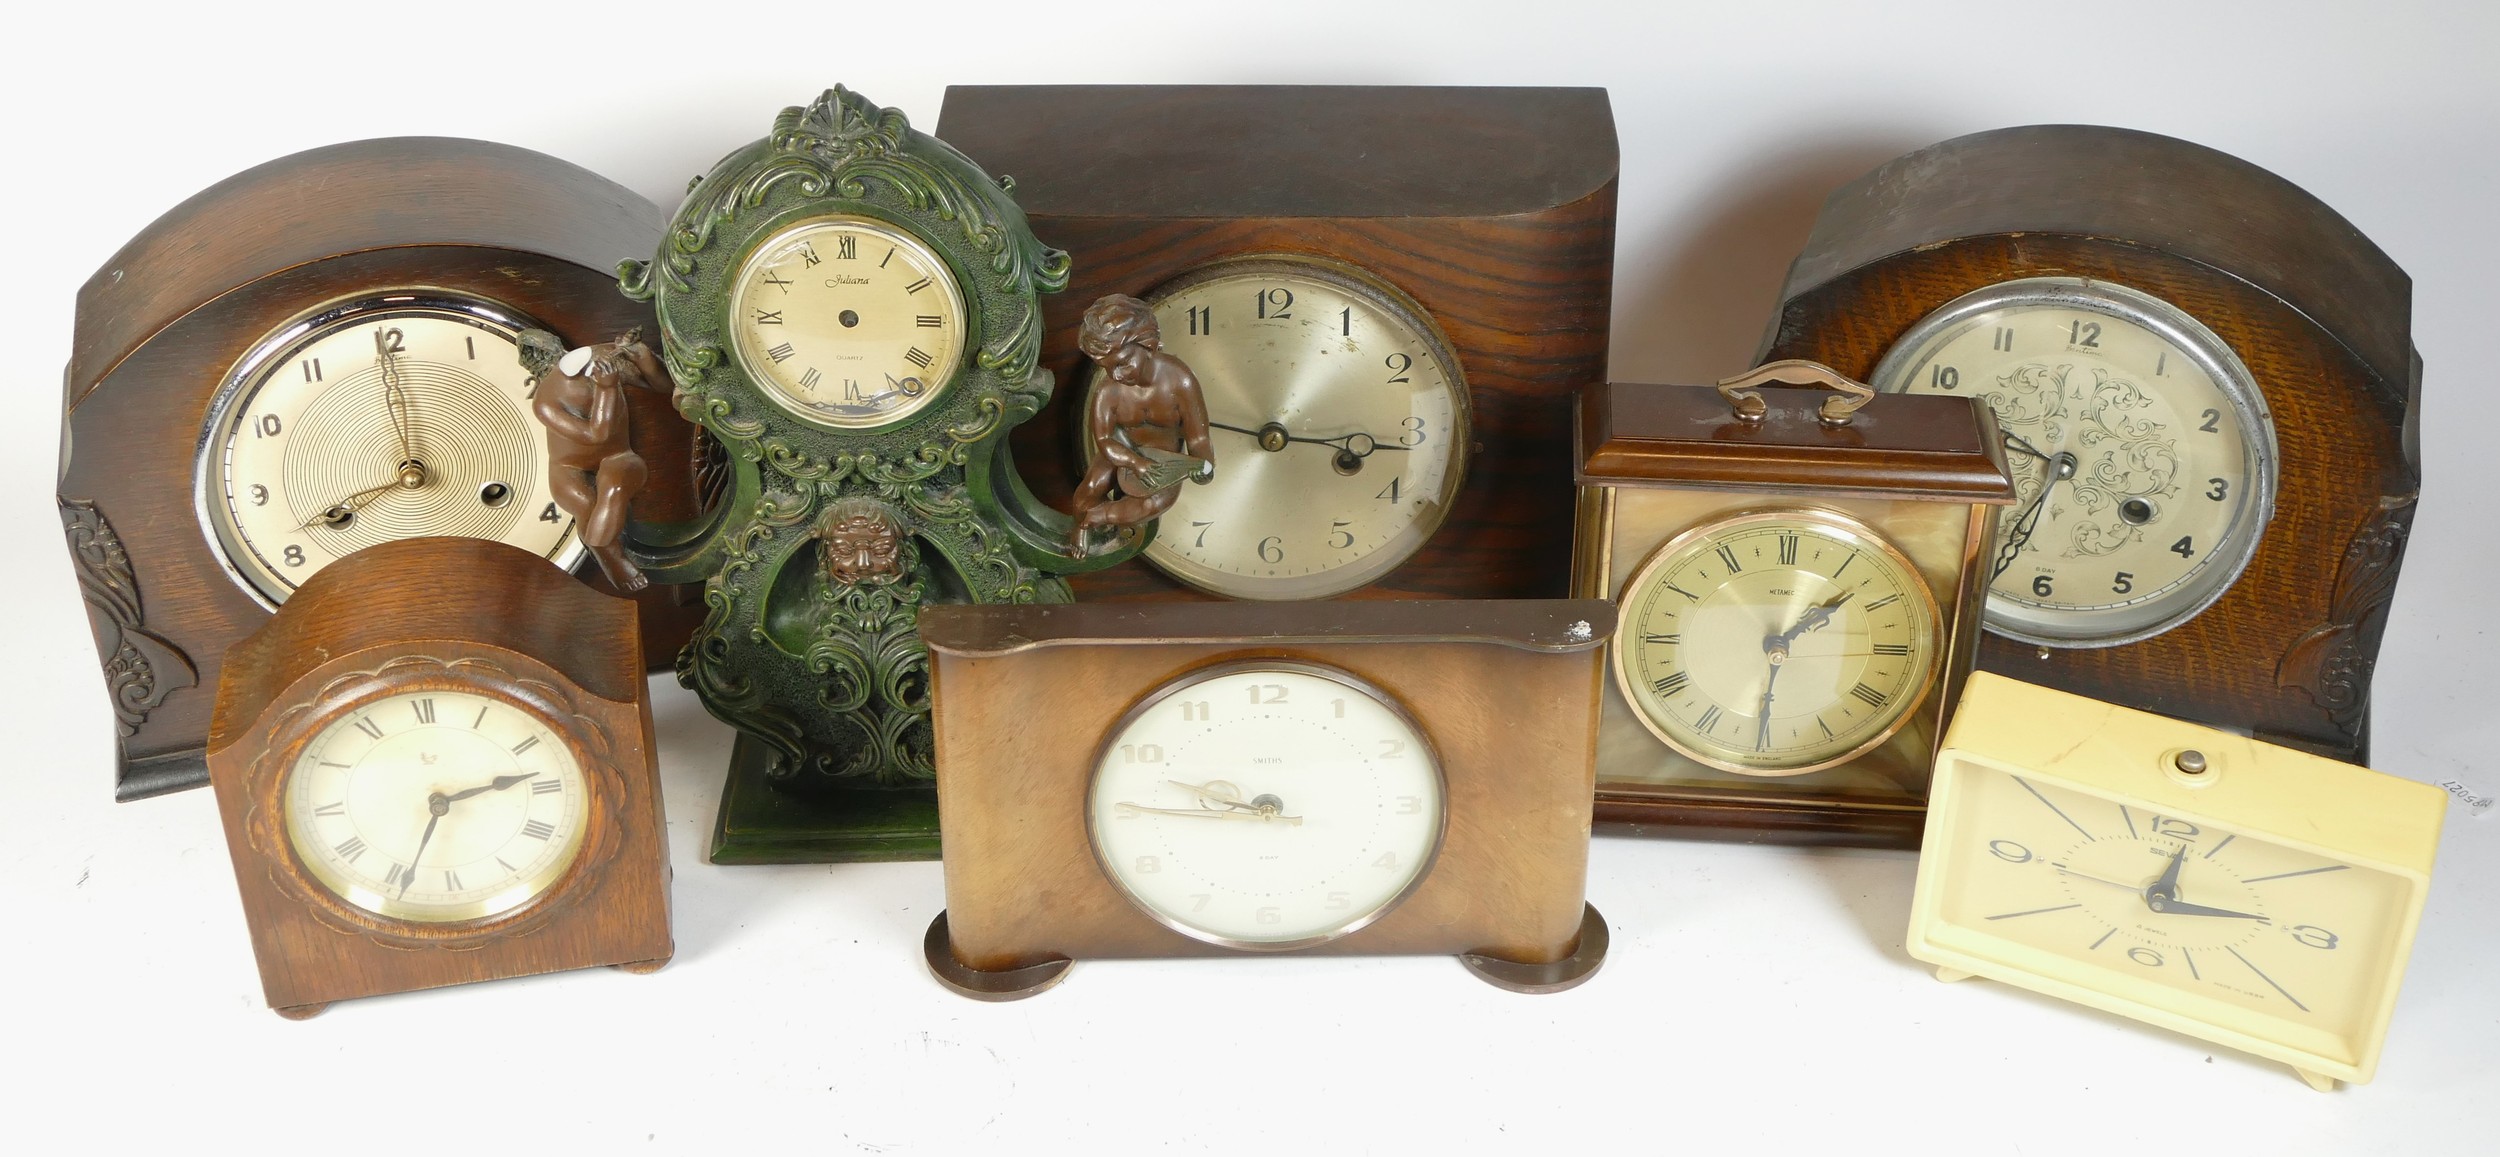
[920,599,1613,998]
[1573,376,2013,846]
[60,136,705,801]
[206,538,670,1016]
[933,85,1618,601]
[1759,125,2419,762]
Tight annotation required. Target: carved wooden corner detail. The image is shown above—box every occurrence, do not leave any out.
[2276,494,2415,741]
[59,497,196,735]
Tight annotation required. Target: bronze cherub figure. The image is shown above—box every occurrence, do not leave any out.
[518,327,673,591]
[1066,295,1215,555]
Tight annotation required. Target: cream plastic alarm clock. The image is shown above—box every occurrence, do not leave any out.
[1906,673,2446,1090]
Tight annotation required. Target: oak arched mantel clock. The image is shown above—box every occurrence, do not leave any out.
[613,87,1135,862]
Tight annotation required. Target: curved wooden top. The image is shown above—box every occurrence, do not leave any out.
[1778,125,2413,393]
[71,136,664,401]
[934,85,1618,219]
[1576,380,2016,504]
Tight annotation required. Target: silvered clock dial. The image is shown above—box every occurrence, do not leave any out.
[1873,277,2277,647]
[1085,257,1470,600]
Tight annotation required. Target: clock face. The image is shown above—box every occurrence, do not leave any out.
[200,295,582,607]
[1088,663,1445,947]
[1088,258,1469,600]
[282,689,589,923]
[1931,764,2415,1064]
[728,214,967,429]
[1874,277,2277,647]
[1614,509,1941,775]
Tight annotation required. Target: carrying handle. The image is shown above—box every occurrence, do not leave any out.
[1715,359,1877,427]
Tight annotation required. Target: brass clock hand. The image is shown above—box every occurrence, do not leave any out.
[2146,897,2269,921]
[1166,778,1259,812]
[296,462,429,530]
[1114,801,1304,825]
[442,772,538,805]
[1992,450,2078,580]
[374,327,419,472]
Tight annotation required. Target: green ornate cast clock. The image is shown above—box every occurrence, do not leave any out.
[607,87,1138,863]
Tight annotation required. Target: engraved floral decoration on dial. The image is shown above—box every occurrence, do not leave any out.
[1088,258,1469,600]
[729,215,967,429]
[1875,277,2275,647]
[283,689,587,923]
[1934,767,2412,1061]
[204,295,580,607]
[1615,509,1940,776]
[1089,664,1444,947]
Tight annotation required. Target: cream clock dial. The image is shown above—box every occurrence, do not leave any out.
[201,295,581,607]
[282,689,588,923]
[1089,258,1469,600]
[1874,277,2276,647]
[1088,663,1445,947]
[1614,509,1940,775]
[729,215,967,429]
[1931,764,2415,1075]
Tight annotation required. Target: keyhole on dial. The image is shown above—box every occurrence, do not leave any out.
[479,482,513,508]
[838,309,860,328]
[2119,498,2156,525]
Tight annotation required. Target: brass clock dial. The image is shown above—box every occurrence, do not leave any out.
[1087,662,1445,948]
[1087,258,1469,600]
[282,688,588,924]
[201,294,582,607]
[729,214,968,429]
[1874,277,2277,647]
[1933,764,2414,1063]
[1614,509,1941,776]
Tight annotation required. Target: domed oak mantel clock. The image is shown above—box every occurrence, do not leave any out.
[917,599,1614,1000]
[1573,366,2014,847]
[58,137,705,802]
[1908,673,2445,1091]
[1759,125,2420,763]
[610,88,1136,863]
[933,85,1617,602]
[205,538,671,1018]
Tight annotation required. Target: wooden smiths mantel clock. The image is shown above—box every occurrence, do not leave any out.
[58,137,703,801]
[934,85,1618,602]
[1573,364,2013,846]
[609,88,1136,862]
[1760,125,2421,762]
[206,538,671,1018]
[1909,673,2445,1090]
[917,600,1614,999]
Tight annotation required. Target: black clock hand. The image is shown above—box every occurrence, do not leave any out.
[2146,897,2270,921]
[1208,421,1412,458]
[2001,430,2054,464]
[401,795,448,898]
[2143,846,2190,910]
[1992,451,2078,580]
[441,773,537,805]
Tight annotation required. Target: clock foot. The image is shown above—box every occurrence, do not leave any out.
[923,912,1071,1002]
[612,954,673,975]
[2295,1068,2341,1093]
[1934,967,1977,983]
[1458,903,1609,994]
[274,1002,331,1020]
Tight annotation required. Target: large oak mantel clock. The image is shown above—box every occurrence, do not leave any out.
[934,85,1618,602]
[612,87,1133,863]
[205,538,671,1018]
[1760,125,2420,762]
[58,137,703,802]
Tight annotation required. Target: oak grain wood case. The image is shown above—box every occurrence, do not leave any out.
[1573,379,2012,847]
[933,85,1617,602]
[921,599,1612,994]
[1759,125,2419,763]
[205,538,670,1017]
[59,137,705,802]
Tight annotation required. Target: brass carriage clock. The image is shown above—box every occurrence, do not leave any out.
[609,87,1137,863]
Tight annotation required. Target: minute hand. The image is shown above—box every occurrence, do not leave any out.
[2145,897,2269,921]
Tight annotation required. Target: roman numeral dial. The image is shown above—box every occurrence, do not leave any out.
[281,689,588,923]
[728,215,966,430]
[1613,509,1940,775]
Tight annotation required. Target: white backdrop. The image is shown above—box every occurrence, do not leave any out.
[5,2,2493,1152]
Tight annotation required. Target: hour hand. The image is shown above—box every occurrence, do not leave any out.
[1114,801,1303,826]
[2146,897,2269,921]
[442,773,538,804]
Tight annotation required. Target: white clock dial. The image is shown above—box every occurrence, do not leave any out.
[729,215,967,429]
[1088,664,1444,947]
[1873,277,2276,646]
[202,295,582,607]
[282,689,588,923]
[1088,258,1469,600]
